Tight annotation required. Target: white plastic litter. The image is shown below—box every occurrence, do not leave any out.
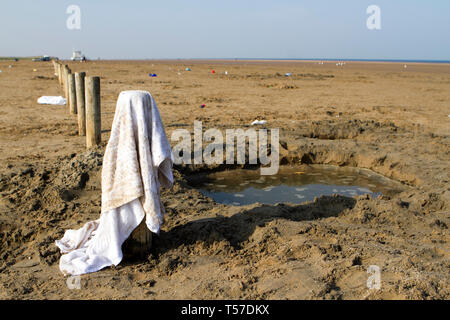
[37,96,66,105]
[251,120,267,125]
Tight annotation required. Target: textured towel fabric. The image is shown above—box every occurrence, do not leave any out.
[55,90,173,276]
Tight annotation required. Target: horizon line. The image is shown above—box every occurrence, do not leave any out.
[2,56,450,64]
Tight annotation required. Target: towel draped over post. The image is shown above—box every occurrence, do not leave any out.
[55,90,173,276]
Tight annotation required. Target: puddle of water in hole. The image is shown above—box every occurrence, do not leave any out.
[188,165,406,206]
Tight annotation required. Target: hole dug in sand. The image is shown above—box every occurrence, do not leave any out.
[187,164,406,206]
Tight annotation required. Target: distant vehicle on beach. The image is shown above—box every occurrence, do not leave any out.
[71,50,87,62]
[32,55,51,62]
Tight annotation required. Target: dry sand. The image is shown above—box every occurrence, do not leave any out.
[0,59,448,299]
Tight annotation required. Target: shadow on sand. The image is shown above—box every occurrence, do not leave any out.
[146,195,357,258]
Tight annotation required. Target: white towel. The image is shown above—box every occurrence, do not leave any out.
[55,90,173,276]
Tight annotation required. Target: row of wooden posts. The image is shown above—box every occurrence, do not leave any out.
[52,60,101,148]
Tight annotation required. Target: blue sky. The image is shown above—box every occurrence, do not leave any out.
[1,0,449,60]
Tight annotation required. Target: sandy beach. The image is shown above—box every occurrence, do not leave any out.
[0,59,448,299]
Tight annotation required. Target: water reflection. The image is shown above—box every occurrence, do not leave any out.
[188,165,406,206]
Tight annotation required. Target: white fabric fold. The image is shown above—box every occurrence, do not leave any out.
[55,90,173,276]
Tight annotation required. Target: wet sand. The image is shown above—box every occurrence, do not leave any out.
[0,59,448,299]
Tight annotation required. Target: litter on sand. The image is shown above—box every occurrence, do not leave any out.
[55,90,173,275]
[149,73,157,77]
[251,120,267,125]
[37,96,67,105]
[200,104,206,108]
[285,73,292,76]
[185,68,191,71]
[211,70,215,74]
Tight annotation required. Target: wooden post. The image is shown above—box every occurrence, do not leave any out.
[75,72,86,136]
[68,73,77,115]
[60,64,64,87]
[57,64,60,85]
[85,76,101,148]
[122,220,153,259]
[63,65,70,101]
[58,64,63,86]
[62,66,67,97]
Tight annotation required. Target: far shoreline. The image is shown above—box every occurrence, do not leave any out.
[2,57,450,65]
